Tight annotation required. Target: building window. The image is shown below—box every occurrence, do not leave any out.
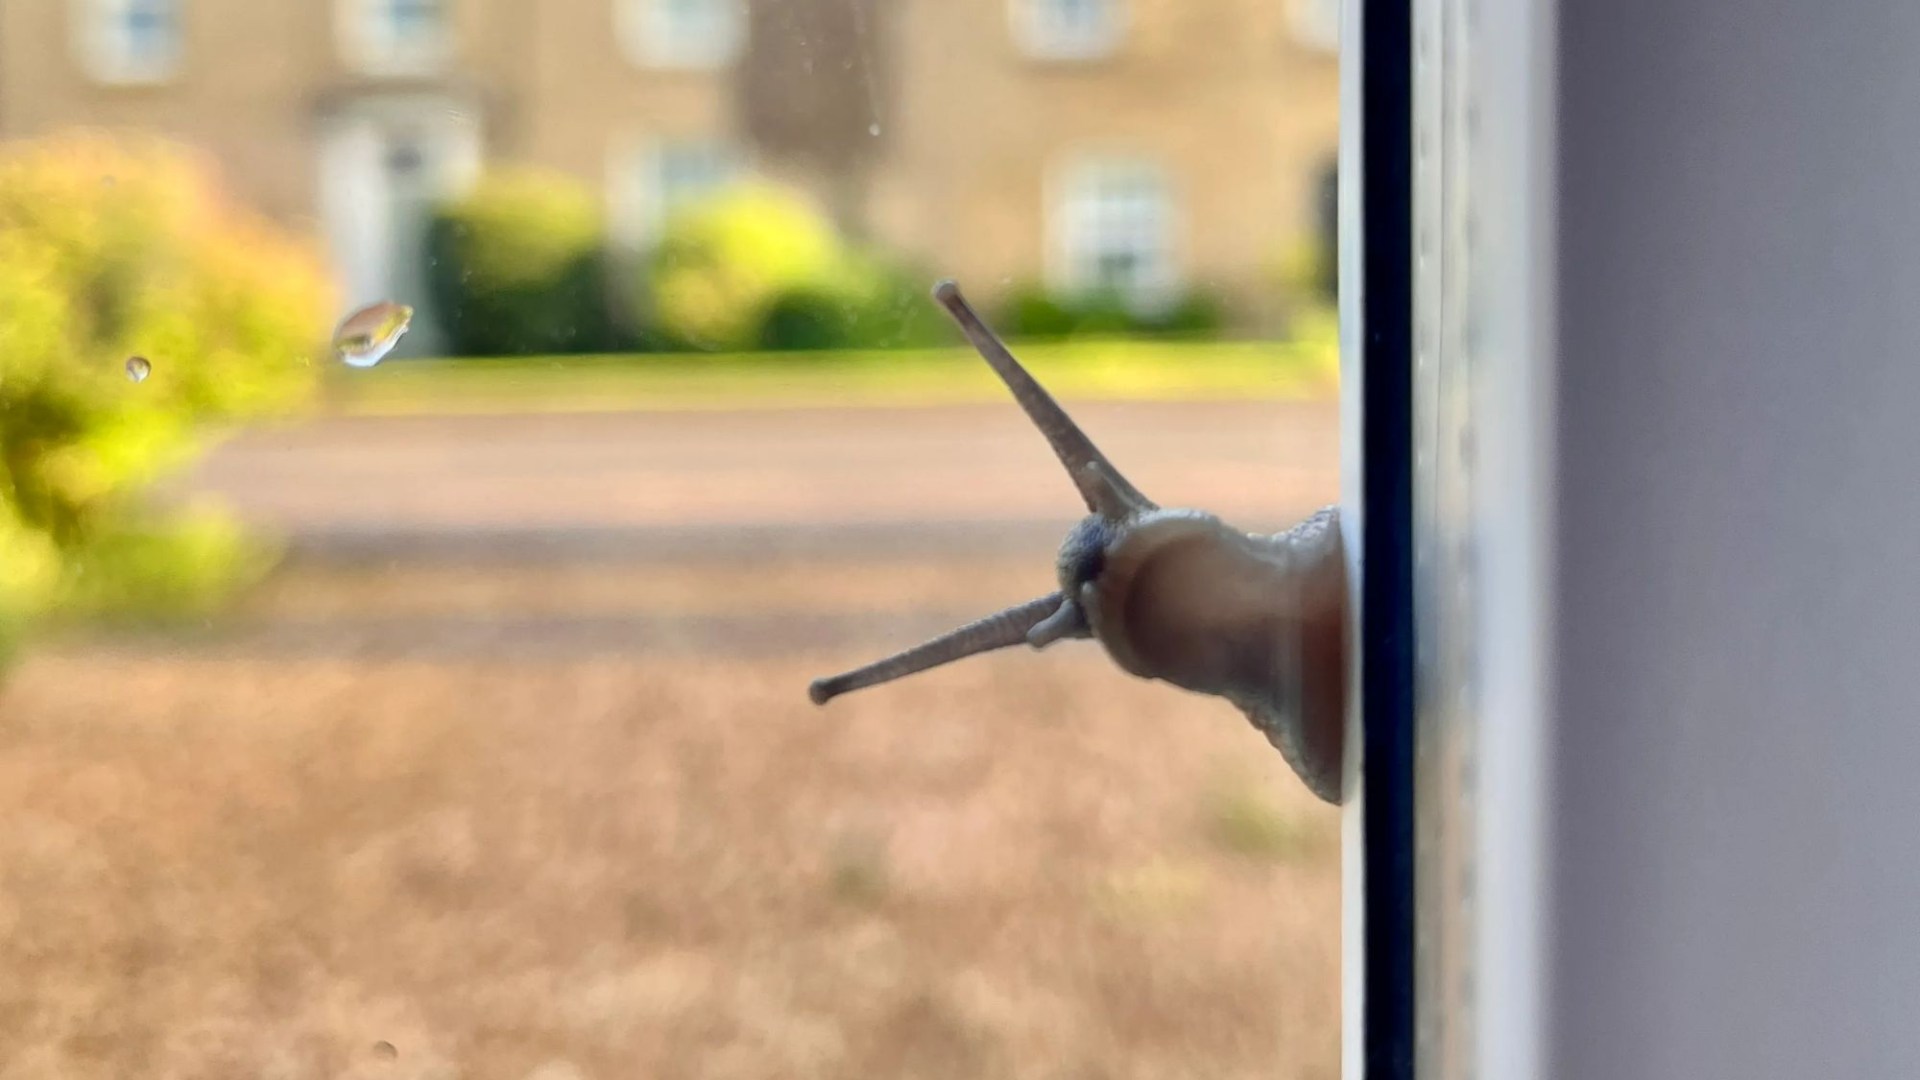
[613,139,743,248]
[1291,0,1340,52]
[1010,0,1125,61]
[1052,157,1179,308]
[340,0,450,76]
[618,0,745,70]
[74,0,182,85]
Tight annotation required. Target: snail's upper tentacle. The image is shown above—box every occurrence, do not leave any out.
[931,279,1154,520]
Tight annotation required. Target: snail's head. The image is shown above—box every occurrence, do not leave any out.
[806,280,1347,802]
[806,279,1162,702]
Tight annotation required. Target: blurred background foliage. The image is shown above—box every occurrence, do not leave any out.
[0,131,1337,664]
[0,133,333,661]
[425,167,619,357]
[996,281,1226,340]
[643,182,848,351]
[639,182,951,354]
[421,171,1287,358]
[0,1,1345,1068]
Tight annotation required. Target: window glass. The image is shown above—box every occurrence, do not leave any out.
[620,0,745,69]
[4,4,1343,1077]
[76,0,181,84]
[1011,0,1125,60]
[1292,0,1341,51]
[342,0,449,75]
[1055,157,1177,307]
[613,137,743,247]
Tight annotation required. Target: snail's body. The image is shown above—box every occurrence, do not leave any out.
[1085,506,1346,803]
[810,281,1349,805]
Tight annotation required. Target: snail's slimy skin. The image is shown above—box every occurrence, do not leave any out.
[1054,507,1347,803]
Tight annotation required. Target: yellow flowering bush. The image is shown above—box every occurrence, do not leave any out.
[0,133,334,660]
[644,182,846,351]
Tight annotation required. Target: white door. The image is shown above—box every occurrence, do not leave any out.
[319,102,480,358]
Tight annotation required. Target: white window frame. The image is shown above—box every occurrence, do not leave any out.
[1008,0,1126,61]
[1047,153,1182,311]
[608,136,744,250]
[616,0,746,71]
[73,0,182,86]
[338,0,452,78]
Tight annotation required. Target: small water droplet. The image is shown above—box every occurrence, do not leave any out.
[102,175,117,188]
[868,123,881,137]
[125,356,150,383]
[372,1041,398,1060]
[333,301,414,368]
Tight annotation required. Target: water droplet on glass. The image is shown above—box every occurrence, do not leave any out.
[124,356,150,383]
[333,302,413,368]
[372,1041,398,1060]
[868,123,881,137]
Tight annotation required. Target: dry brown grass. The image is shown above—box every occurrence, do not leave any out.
[0,623,1338,1080]
[235,555,1053,624]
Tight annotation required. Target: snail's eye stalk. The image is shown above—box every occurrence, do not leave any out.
[931,280,1154,521]
[809,592,1066,705]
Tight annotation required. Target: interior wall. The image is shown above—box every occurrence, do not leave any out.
[1551,2,1920,1076]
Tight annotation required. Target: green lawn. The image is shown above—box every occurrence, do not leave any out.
[327,338,1340,416]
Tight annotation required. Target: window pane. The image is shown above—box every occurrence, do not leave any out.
[630,0,743,68]
[1015,0,1123,59]
[655,142,737,214]
[7,6,1343,1078]
[388,0,441,42]
[86,0,179,80]
[345,0,448,73]
[613,138,742,247]
[1058,159,1176,306]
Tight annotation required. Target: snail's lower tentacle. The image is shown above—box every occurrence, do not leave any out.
[809,591,1065,704]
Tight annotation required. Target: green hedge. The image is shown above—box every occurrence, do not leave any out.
[755,257,950,352]
[427,172,1244,357]
[425,169,618,356]
[642,183,950,353]
[995,282,1226,339]
[642,183,845,351]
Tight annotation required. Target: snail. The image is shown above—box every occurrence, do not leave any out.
[809,280,1349,804]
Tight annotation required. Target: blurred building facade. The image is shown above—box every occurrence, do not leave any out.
[0,0,1338,342]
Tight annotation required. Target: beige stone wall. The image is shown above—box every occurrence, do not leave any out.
[504,4,739,179]
[0,0,1336,330]
[876,0,1337,325]
[0,2,330,224]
